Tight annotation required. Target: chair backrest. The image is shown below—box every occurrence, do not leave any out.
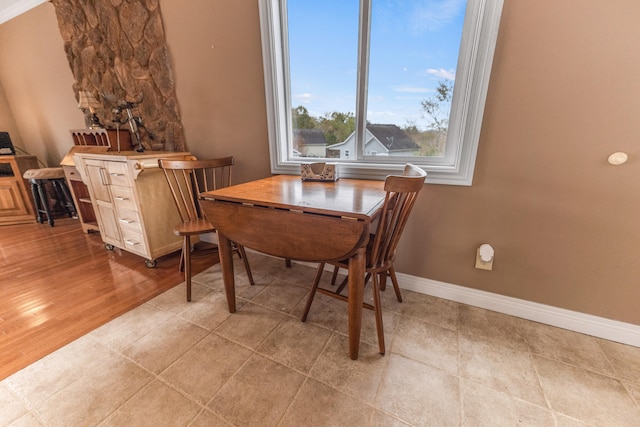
[159,156,235,223]
[368,163,426,271]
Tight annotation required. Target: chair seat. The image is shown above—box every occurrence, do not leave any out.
[173,218,216,236]
[23,167,65,180]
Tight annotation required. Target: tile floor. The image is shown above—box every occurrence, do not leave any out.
[1,252,639,426]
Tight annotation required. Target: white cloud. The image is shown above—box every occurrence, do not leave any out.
[293,93,314,104]
[426,68,456,80]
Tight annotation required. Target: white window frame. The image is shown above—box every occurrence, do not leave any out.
[258,0,504,185]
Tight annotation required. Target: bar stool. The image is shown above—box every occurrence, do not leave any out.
[23,168,77,226]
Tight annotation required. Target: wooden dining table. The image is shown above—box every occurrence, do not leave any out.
[199,174,386,359]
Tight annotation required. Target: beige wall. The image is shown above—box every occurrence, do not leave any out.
[0,81,23,150]
[0,3,81,166]
[161,0,271,184]
[0,0,638,325]
[399,0,640,325]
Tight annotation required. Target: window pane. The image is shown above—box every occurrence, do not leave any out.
[366,0,466,158]
[261,0,502,183]
[287,0,359,159]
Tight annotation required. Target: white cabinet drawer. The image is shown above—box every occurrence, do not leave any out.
[111,186,136,211]
[105,161,130,187]
[120,225,147,255]
[116,208,142,230]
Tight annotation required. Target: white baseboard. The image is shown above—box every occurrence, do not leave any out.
[241,253,640,347]
[395,272,640,348]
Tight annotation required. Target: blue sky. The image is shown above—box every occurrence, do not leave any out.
[287,0,466,130]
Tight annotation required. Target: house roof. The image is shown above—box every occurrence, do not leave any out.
[327,124,419,152]
[293,128,327,146]
[366,124,419,151]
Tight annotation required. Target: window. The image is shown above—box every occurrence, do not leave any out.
[259,0,503,185]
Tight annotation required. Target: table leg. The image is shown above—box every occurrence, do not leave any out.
[348,247,365,360]
[218,232,236,313]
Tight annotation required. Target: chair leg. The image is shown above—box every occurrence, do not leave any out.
[336,271,371,295]
[379,271,388,291]
[184,235,192,302]
[236,244,255,286]
[330,266,340,285]
[371,273,385,355]
[301,263,324,322]
[388,266,403,303]
[364,272,372,287]
[178,247,185,273]
[285,258,292,268]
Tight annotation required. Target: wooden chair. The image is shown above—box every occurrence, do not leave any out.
[301,163,426,354]
[159,156,254,301]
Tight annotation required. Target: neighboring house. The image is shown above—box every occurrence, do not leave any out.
[328,124,420,159]
[292,128,327,157]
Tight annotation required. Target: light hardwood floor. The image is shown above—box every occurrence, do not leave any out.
[0,217,213,380]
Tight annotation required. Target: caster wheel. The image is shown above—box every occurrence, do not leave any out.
[104,243,115,250]
[145,259,157,268]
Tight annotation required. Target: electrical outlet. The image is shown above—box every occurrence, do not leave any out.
[475,248,493,270]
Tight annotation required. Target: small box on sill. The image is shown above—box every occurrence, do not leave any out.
[300,162,339,182]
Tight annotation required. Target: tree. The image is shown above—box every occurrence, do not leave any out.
[291,107,356,145]
[421,80,453,132]
[403,122,443,157]
[318,111,355,144]
[292,105,317,129]
[414,80,453,156]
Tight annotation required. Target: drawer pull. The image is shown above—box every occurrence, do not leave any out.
[99,168,108,185]
[115,196,129,201]
[125,240,140,246]
[119,218,135,224]
[110,173,125,176]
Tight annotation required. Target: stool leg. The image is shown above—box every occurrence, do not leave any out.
[30,180,44,224]
[60,180,77,218]
[37,180,54,226]
[51,181,64,214]
[53,179,76,218]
